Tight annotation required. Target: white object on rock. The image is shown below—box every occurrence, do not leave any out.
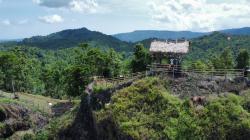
[48,102,53,106]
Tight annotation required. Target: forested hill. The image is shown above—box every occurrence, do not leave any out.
[114,27,250,42]
[2,28,250,61]
[185,32,250,63]
[19,27,133,52]
[114,30,206,42]
[137,32,250,63]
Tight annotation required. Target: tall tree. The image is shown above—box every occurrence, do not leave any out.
[236,49,249,69]
[220,48,234,69]
[130,44,151,73]
[65,66,91,97]
[0,52,18,91]
[212,48,234,69]
[192,60,207,71]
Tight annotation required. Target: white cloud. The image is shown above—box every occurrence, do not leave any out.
[39,14,64,24]
[34,0,99,14]
[32,0,41,4]
[70,0,99,13]
[18,19,28,25]
[2,19,11,26]
[148,0,250,31]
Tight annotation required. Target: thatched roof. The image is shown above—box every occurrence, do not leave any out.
[150,40,189,54]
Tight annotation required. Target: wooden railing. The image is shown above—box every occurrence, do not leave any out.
[147,64,245,77]
[95,65,245,89]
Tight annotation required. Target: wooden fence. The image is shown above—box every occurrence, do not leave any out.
[96,72,147,88]
[96,64,245,88]
[147,64,245,78]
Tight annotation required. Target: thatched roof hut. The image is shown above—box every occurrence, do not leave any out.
[150,40,189,54]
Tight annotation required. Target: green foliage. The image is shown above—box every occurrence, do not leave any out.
[65,66,91,97]
[220,48,234,69]
[192,60,208,70]
[211,47,234,69]
[242,91,250,112]
[96,78,250,140]
[183,32,250,68]
[236,49,249,69]
[130,44,151,73]
[33,105,78,140]
[0,43,124,99]
[21,134,35,140]
[0,47,44,94]
[20,28,133,52]
[99,77,180,139]
[0,123,5,130]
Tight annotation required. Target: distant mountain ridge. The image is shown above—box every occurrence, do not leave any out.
[20,27,132,52]
[0,39,22,43]
[113,27,250,42]
[114,30,207,42]
[2,27,250,53]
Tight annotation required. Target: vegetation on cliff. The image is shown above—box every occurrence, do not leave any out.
[95,78,250,140]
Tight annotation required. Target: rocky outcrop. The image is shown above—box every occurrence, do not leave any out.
[51,102,74,117]
[0,104,48,138]
[58,94,98,140]
[168,74,250,98]
[0,104,30,138]
[58,80,135,140]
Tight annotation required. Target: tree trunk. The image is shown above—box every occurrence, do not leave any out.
[11,79,19,99]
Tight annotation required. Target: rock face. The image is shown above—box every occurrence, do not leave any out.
[0,104,48,138]
[58,94,98,140]
[58,84,134,140]
[57,77,250,140]
[51,102,74,117]
[168,74,250,98]
[0,104,30,138]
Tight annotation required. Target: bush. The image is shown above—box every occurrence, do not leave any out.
[96,78,250,140]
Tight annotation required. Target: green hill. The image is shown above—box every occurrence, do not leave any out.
[113,27,250,42]
[136,32,250,65]
[114,30,206,42]
[185,32,250,63]
[20,28,133,52]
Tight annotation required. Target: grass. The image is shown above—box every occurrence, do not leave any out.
[33,104,79,140]
[0,90,70,115]
[9,129,34,140]
[94,80,114,93]
[0,90,80,139]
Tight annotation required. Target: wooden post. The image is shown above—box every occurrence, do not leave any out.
[224,70,227,80]
[11,79,19,99]
[172,66,175,79]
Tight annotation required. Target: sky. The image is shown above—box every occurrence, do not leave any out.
[0,0,250,39]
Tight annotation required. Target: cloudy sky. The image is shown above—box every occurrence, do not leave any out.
[0,0,250,39]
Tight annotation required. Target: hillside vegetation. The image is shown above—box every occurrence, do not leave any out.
[0,44,127,99]
[184,32,250,64]
[137,32,250,67]
[114,27,250,42]
[20,28,133,52]
[32,77,250,140]
[0,27,250,139]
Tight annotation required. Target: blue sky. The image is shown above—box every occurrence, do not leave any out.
[0,0,250,39]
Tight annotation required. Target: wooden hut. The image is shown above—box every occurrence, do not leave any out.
[149,40,190,65]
